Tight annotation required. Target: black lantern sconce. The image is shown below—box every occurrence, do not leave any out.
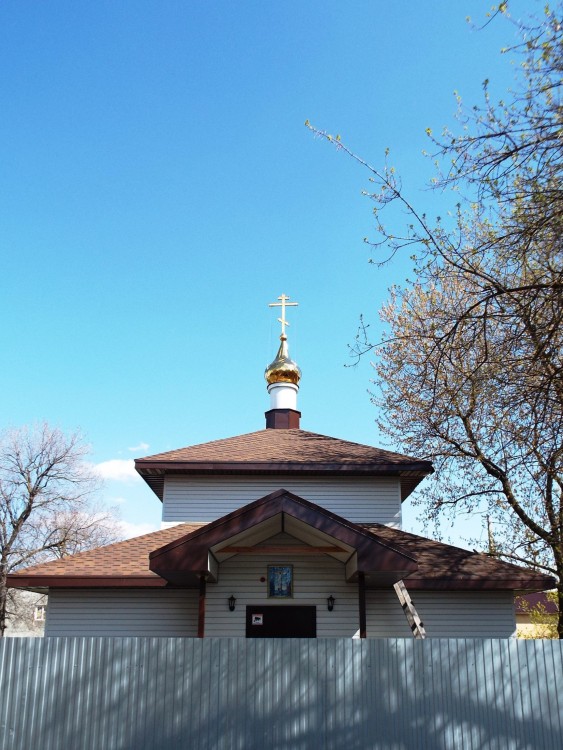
[327,595,335,612]
[228,595,236,612]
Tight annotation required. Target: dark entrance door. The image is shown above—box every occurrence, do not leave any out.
[246,605,317,638]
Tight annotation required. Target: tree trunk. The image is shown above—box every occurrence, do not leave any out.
[0,563,7,637]
[557,581,563,640]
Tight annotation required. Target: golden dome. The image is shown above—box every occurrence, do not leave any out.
[265,334,301,385]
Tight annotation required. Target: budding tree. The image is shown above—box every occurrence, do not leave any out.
[307,5,563,635]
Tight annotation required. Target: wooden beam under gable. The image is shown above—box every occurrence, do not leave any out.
[219,545,346,555]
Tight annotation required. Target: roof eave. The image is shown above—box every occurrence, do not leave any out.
[7,575,168,589]
[135,460,433,474]
[400,575,557,592]
[136,461,433,501]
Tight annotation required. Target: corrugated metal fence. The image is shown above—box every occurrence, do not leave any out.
[0,637,561,750]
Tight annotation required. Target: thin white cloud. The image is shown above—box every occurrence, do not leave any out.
[95,459,140,482]
[128,442,150,453]
[109,496,128,505]
[117,520,159,539]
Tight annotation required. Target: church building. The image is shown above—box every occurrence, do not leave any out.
[7,296,554,638]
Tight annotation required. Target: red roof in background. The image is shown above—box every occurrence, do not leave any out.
[515,591,558,614]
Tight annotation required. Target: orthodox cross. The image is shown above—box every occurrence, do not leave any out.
[268,294,299,336]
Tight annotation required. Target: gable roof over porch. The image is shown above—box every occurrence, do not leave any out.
[148,489,418,586]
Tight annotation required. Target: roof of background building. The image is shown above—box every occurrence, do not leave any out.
[515,591,558,614]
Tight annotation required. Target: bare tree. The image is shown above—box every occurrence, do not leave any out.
[0,423,121,636]
[306,5,563,635]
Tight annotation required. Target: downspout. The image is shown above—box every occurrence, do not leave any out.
[198,574,207,638]
[358,572,367,639]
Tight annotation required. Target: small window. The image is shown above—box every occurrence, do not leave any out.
[34,605,47,622]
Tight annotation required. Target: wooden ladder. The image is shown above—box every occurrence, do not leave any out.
[393,580,426,639]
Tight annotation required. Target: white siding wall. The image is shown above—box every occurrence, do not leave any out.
[45,589,199,637]
[43,578,516,639]
[162,475,402,526]
[205,533,360,637]
[366,589,516,638]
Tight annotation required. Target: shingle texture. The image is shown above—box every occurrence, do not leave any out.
[137,429,428,467]
[9,524,201,579]
[8,515,550,589]
[361,524,547,584]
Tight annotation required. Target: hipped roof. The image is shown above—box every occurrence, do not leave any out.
[135,429,433,501]
[7,490,554,593]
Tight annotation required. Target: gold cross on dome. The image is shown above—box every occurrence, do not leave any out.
[268,293,299,336]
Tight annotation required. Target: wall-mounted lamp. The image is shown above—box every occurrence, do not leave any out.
[327,595,335,612]
[228,595,237,612]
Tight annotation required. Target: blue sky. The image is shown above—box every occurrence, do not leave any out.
[0,1,535,542]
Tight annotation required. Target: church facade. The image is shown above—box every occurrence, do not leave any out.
[7,296,554,638]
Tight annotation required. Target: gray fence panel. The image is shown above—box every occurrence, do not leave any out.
[0,637,561,750]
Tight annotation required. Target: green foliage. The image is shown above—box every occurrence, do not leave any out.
[516,591,558,639]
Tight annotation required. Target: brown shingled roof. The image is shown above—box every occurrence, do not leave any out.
[361,524,555,591]
[8,497,554,592]
[140,429,423,465]
[135,429,433,501]
[7,523,201,589]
